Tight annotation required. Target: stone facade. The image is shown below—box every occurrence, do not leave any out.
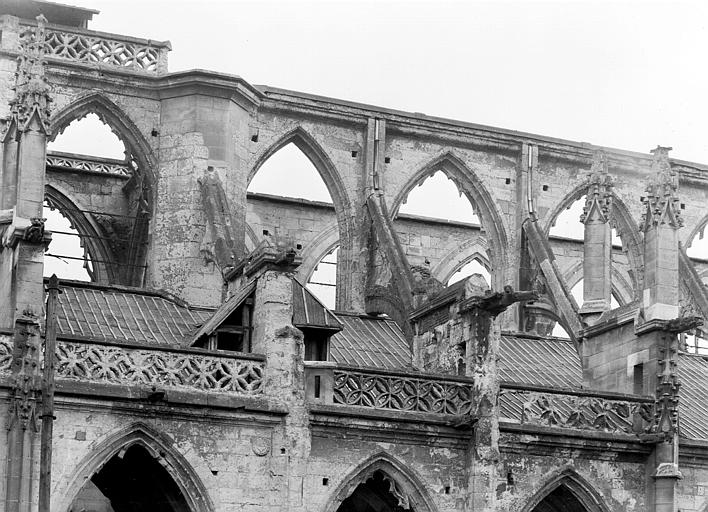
[1,3,708,512]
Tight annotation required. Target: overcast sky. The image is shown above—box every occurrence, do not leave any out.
[64,0,708,164]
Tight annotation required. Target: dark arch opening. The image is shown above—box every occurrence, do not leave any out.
[69,444,191,512]
[531,484,589,512]
[337,470,411,512]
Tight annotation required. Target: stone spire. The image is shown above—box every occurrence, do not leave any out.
[7,15,52,136]
[641,146,681,322]
[641,146,683,230]
[579,150,614,319]
[580,150,614,224]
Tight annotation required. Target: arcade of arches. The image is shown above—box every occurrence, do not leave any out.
[2,5,708,512]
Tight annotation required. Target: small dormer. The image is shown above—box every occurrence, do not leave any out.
[292,278,342,361]
[192,282,256,352]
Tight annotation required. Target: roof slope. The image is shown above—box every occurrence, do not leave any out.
[499,334,582,388]
[56,284,211,345]
[292,279,342,331]
[678,353,708,440]
[329,313,411,369]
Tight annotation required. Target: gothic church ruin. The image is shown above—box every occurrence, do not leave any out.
[1,2,708,512]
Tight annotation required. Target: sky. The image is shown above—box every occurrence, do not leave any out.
[61,0,708,164]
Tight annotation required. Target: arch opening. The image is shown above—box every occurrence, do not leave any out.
[69,444,191,512]
[391,153,507,291]
[395,168,487,285]
[549,195,621,246]
[336,470,411,512]
[43,199,93,282]
[447,258,490,287]
[307,245,339,309]
[48,113,126,160]
[687,222,708,260]
[248,142,332,203]
[398,170,480,225]
[529,484,589,512]
[48,96,155,286]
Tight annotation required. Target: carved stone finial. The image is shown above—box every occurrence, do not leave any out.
[580,150,614,224]
[8,16,52,135]
[641,146,683,230]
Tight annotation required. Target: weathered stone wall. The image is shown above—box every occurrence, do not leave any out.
[678,461,708,511]
[50,399,287,512]
[499,434,650,511]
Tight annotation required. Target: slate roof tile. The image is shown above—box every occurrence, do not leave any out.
[329,313,412,370]
[56,284,211,345]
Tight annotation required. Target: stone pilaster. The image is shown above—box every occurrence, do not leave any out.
[579,150,614,322]
[458,279,537,511]
[5,315,42,512]
[641,146,682,322]
[247,239,310,512]
[0,19,52,512]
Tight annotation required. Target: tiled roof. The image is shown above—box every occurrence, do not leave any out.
[498,334,708,441]
[678,353,708,440]
[56,283,211,345]
[292,279,342,331]
[499,334,582,388]
[329,313,412,370]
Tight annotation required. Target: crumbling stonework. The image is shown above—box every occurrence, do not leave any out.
[1,3,708,512]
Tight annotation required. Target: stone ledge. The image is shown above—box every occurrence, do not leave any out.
[500,421,652,456]
[310,403,475,445]
[0,375,288,414]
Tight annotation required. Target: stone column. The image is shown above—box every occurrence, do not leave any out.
[457,278,537,511]
[0,18,53,512]
[641,146,681,322]
[579,151,614,323]
[245,239,310,512]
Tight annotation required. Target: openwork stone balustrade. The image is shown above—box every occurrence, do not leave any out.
[47,152,132,176]
[500,385,655,435]
[306,363,476,415]
[54,340,265,395]
[20,23,169,73]
[0,335,12,375]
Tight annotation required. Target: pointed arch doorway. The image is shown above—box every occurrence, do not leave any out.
[336,470,413,512]
[69,443,191,512]
[528,485,592,512]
